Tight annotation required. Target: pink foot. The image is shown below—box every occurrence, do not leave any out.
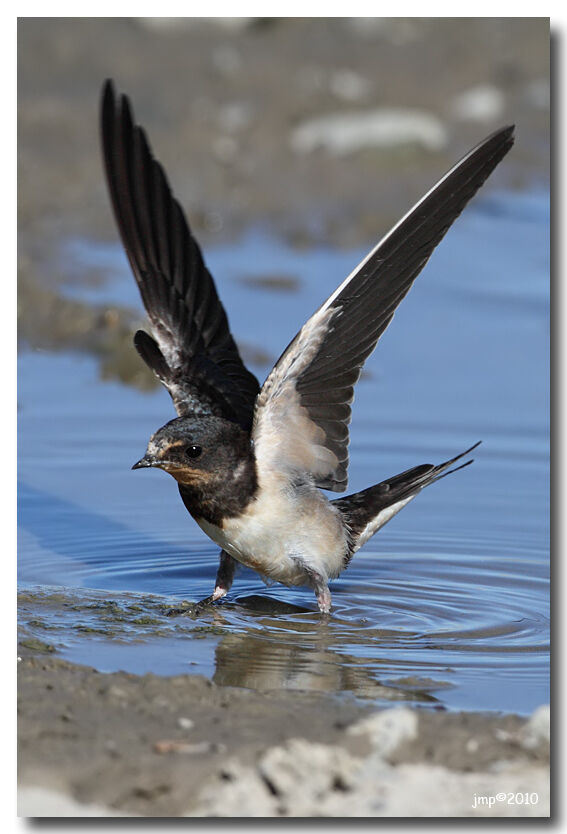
[211,585,227,602]
[210,550,236,603]
[317,587,332,614]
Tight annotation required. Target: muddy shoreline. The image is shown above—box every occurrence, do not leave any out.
[18,651,549,817]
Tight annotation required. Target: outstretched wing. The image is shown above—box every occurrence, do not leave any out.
[252,126,514,491]
[100,80,260,430]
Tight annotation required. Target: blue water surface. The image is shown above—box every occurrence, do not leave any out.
[18,190,549,713]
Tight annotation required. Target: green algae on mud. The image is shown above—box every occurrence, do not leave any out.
[18,587,199,644]
[15,586,477,709]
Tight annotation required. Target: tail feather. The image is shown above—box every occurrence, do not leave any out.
[334,442,480,560]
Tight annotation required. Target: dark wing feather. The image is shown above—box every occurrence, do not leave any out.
[100,80,260,429]
[334,442,481,556]
[253,126,514,491]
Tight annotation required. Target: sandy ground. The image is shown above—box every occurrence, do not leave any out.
[17,17,550,819]
[17,652,549,817]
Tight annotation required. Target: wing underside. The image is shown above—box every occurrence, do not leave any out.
[253,126,515,491]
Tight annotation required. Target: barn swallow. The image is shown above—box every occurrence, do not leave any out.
[101,80,513,613]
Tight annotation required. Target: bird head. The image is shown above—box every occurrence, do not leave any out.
[132,415,252,488]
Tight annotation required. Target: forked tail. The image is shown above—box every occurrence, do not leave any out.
[333,442,481,560]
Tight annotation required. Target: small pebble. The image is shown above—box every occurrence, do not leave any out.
[153,739,225,755]
[450,85,505,122]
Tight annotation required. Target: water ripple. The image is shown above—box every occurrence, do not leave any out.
[18,191,549,713]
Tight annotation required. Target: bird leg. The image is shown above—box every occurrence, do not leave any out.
[297,560,332,614]
[166,550,236,615]
[195,549,237,608]
[316,585,332,614]
[210,549,236,601]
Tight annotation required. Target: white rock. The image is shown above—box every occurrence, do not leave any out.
[353,761,549,817]
[329,70,371,102]
[451,85,505,122]
[521,704,550,750]
[217,102,252,134]
[189,748,550,817]
[290,109,447,156]
[347,707,418,757]
[188,761,276,817]
[259,738,361,798]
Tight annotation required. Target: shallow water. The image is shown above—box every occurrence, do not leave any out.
[18,190,549,714]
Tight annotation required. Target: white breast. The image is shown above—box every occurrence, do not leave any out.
[195,478,348,587]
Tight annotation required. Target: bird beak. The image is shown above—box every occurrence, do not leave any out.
[132,454,157,470]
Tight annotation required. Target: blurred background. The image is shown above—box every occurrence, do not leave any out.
[18,17,549,383]
[18,18,549,713]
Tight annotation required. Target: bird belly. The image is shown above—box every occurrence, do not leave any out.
[195,487,348,587]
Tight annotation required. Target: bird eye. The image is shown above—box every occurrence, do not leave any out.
[185,444,202,460]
